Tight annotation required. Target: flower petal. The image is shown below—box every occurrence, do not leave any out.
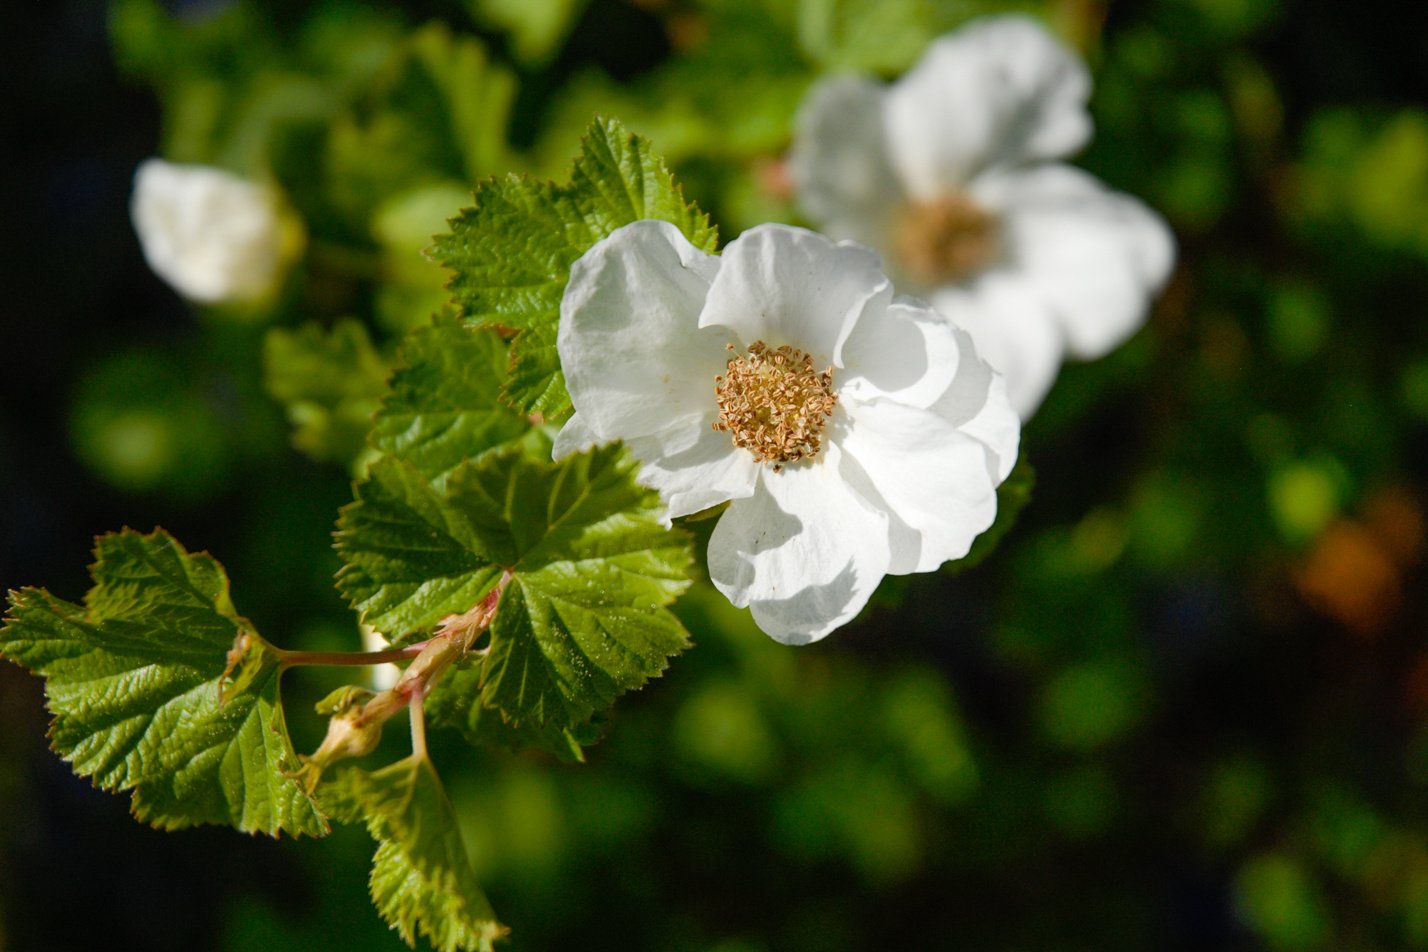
[932,277,1065,419]
[838,299,962,408]
[952,373,1021,485]
[906,317,1022,482]
[980,163,1176,359]
[837,398,999,574]
[707,445,891,644]
[628,424,760,523]
[551,410,599,459]
[698,224,891,368]
[788,75,903,245]
[883,16,1092,198]
[559,220,729,454]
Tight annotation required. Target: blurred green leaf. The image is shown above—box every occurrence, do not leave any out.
[1235,854,1331,951]
[70,349,236,499]
[672,679,778,786]
[1266,459,1347,546]
[877,669,977,805]
[372,182,473,334]
[1266,282,1330,363]
[1038,659,1147,751]
[1299,109,1428,257]
[797,0,945,73]
[537,7,811,172]
[464,0,591,66]
[263,319,392,468]
[325,23,516,227]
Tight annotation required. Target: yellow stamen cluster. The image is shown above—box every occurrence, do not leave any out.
[713,341,837,471]
[892,192,1000,285]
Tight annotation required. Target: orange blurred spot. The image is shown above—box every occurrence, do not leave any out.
[755,157,794,203]
[1291,486,1422,637]
[1362,486,1425,565]
[1293,521,1400,636]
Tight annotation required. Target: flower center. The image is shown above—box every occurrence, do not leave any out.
[713,341,837,471]
[891,192,1000,286]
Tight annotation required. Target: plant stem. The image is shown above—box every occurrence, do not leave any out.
[278,644,426,668]
[409,692,428,760]
[298,573,512,781]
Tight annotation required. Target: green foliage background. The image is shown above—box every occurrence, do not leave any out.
[4,0,1428,949]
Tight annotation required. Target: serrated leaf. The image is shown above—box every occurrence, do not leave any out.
[336,444,693,730]
[431,117,717,419]
[263,319,392,467]
[425,653,598,762]
[0,529,326,836]
[335,458,506,637]
[321,757,504,952]
[370,320,533,488]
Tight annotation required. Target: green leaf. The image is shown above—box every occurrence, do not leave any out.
[320,757,504,952]
[797,0,945,73]
[325,23,516,228]
[263,319,392,468]
[463,0,591,66]
[372,183,474,335]
[431,117,717,419]
[535,5,810,170]
[0,529,327,836]
[425,653,600,761]
[334,457,505,638]
[335,444,693,730]
[370,319,535,488]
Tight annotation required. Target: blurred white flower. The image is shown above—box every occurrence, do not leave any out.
[360,623,401,691]
[789,16,1176,418]
[555,220,1019,644]
[131,159,297,304]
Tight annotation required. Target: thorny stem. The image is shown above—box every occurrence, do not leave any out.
[297,571,513,788]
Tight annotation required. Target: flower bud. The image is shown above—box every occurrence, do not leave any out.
[130,158,301,304]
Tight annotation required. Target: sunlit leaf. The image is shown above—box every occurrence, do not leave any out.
[335,445,693,730]
[431,117,717,418]
[1,529,326,836]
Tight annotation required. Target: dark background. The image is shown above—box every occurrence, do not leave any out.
[5,1,1428,950]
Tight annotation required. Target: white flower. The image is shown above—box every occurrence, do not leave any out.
[788,15,1176,418]
[554,220,1019,644]
[131,159,295,304]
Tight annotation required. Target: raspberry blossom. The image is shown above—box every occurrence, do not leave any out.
[789,16,1175,417]
[554,221,1019,644]
[131,159,297,304]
